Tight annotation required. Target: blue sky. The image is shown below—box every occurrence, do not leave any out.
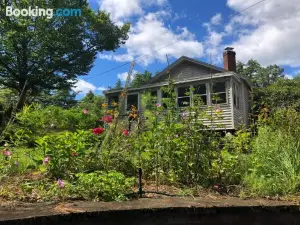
[72,0,300,96]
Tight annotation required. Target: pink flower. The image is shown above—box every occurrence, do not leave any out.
[101,115,113,123]
[216,106,222,113]
[122,129,129,136]
[43,156,50,165]
[83,109,89,115]
[156,103,161,107]
[3,149,11,156]
[57,179,65,188]
[92,127,105,135]
[181,112,189,120]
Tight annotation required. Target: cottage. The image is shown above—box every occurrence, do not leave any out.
[104,47,252,130]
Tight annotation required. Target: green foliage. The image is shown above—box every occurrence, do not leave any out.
[244,126,300,196]
[70,171,134,201]
[0,0,129,110]
[210,130,251,185]
[130,71,152,88]
[36,130,100,179]
[261,76,300,110]
[237,59,284,88]
[114,79,122,89]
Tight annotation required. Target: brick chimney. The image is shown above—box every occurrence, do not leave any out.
[223,47,236,72]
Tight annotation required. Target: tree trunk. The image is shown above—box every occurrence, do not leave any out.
[16,88,28,111]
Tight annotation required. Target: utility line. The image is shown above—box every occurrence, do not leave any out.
[85,0,266,81]
[85,39,181,81]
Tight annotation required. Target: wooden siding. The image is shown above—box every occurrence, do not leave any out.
[232,77,251,128]
[153,61,221,83]
[105,69,251,130]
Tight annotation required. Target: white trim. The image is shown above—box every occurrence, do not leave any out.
[230,77,235,129]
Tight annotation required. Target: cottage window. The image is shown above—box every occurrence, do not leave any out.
[193,84,207,105]
[233,83,240,109]
[161,88,174,108]
[108,95,119,106]
[212,82,227,104]
[127,94,138,110]
[177,86,190,107]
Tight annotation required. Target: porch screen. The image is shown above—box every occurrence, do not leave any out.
[193,84,207,105]
[127,94,138,110]
[212,82,227,104]
[108,95,119,105]
[177,86,190,107]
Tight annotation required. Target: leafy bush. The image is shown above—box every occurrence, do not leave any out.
[244,126,300,196]
[70,171,134,201]
[36,130,100,179]
[210,129,251,185]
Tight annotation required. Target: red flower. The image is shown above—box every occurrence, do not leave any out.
[83,109,89,115]
[122,129,129,136]
[101,115,113,123]
[92,127,104,135]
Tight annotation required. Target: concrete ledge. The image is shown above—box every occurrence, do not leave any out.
[0,197,299,225]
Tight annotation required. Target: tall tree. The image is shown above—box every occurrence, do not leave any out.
[114,78,122,89]
[0,0,129,110]
[32,88,78,108]
[237,60,284,88]
[130,70,152,88]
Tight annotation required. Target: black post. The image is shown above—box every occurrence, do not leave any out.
[138,167,143,198]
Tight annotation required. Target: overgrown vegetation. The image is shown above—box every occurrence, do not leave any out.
[1,74,300,202]
[0,0,299,202]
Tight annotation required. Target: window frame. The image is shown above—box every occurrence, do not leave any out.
[108,95,119,106]
[192,83,208,106]
[211,81,228,105]
[176,85,191,108]
[126,93,139,110]
[233,82,240,109]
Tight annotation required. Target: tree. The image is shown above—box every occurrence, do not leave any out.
[32,88,78,108]
[130,71,152,88]
[0,0,129,110]
[237,60,284,88]
[114,79,122,89]
[262,75,300,110]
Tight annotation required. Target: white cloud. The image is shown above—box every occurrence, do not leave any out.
[225,0,300,67]
[97,86,108,91]
[98,0,167,22]
[72,79,107,95]
[117,70,138,81]
[210,13,222,25]
[100,11,204,66]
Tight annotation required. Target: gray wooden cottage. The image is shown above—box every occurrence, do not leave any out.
[104,47,251,130]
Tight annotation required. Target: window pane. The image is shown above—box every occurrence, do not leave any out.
[194,84,206,95]
[200,95,207,105]
[212,93,226,104]
[178,86,190,97]
[109,95,119,105]
[178,97,190,107]
[151,90,157,97]
[233,94,237,107]
[213,82,226,93]
[162,90,171,98]
[127,94,138,110]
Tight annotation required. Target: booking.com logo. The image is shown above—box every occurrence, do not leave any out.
[6,6,82,18]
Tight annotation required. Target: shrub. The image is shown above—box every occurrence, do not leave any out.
[36,130,100,179]
[70,171,134,201]
[244,126,300,196]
